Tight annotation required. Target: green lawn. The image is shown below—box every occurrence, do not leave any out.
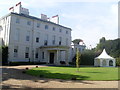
[26,66,119,81]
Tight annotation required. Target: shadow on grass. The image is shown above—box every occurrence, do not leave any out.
[26,69,90,80]
[1,66,93,89]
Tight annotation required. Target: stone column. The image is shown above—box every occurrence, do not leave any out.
[65,50,69,65]
[56,50,60,65]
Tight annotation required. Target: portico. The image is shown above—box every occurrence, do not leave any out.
[40,46,70,65]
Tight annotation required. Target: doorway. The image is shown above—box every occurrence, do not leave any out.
[49,53,54,64]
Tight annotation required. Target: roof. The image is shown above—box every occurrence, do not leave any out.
[0,12,72,30]
[95,49,114,59]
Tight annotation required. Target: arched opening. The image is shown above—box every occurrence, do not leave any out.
[102,60,106,66]
[109,60,113,66]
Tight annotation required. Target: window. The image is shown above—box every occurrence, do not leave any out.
[26,31,30,41]
[52,35,55,45]
[25,47,29,58]
[36,37,39,43]
[27,21,31,25]
[35,49,39,58]
[59,37,62,45]
[16,17,20,23]
[42,52,44,59]
[14,46,18,57]
[59,29,62,32]
[45,25,48,29]
[53,27,55,31]
[26,36,30,41]
[37,23,40,28]
[66,30,68,34]
[66,38,68,45]
[44,40,47,45]
[14,29,20,41]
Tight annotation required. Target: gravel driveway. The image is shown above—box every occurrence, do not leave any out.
[1,65,119,89]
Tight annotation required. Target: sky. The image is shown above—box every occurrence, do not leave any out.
[0,0,118,48]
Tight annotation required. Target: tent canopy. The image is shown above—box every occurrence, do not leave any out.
[95,49,114,59]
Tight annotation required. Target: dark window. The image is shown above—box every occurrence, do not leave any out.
[53,27,55,31]
[45,25,48,29]
[42,52,44,59]
[59,29,62,32]
[36,37,39,43]
[66,30,68,34]
[25,53,29,58]
[26,36,30,41]
[59,41,61,45]
[35,53,38,58]
[44,40,47,45]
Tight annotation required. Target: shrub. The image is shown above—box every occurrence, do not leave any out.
[60,61,66,64]
[116,57,120,66]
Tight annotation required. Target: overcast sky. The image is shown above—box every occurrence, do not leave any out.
[0,0,118,48]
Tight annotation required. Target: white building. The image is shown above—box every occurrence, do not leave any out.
[0,2,85,65]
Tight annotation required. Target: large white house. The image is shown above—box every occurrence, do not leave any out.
[0,2,85,65]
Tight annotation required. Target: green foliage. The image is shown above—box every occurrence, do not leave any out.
[76,48,81,71]
[2,46,8,65]
[72,39,83,44]
[116,57,120,66]
[80,49,95,65]
[96,38,120,58]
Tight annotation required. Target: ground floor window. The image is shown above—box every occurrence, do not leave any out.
[42,52,44,59]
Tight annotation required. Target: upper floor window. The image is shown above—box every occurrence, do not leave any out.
[45,25,48,29]
[27,21,31,25]
[16,17,20,23]
[66,30,68,34]
[36,37,39,43]
[37,23,40,28]
[59,29,62,32]
[26,36,30,41]
[53,27,55,31]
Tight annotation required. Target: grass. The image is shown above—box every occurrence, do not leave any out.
[26,66,119,81]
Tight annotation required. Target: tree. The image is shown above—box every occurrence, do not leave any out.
[72,39,83,44]
[76,48,81,72]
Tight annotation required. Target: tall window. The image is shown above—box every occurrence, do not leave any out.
[14,29,20,41]
[66,30,68,34]
[37,23,40,28]
[53,27,55,31]
[14,46,18,57]
[52,35,56,45]
[59,37,62,45]
[42,52,44,59]
[16,17,20,23]
[36,37,39,43]
[45,25,48,29]
[59,29,62,32]
[26,31,30,41]
[66,38,68,45]
[27,21,31,25]
[44,34,48,45]
[25,47,29,58]
[35,49,39,58]
[36,33,40,43]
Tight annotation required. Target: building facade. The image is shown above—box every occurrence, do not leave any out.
[0,3,85,65]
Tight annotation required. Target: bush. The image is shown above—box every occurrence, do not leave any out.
[2,46,8,65]
[116,57,120,66]
[60,61,66,64]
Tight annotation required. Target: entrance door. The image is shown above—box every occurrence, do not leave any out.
[49,53,54,64]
